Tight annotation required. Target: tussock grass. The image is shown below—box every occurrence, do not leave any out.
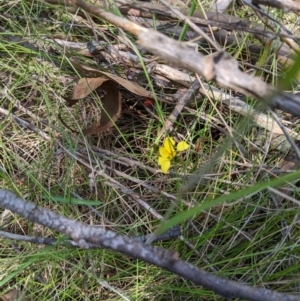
[0,1,300,300]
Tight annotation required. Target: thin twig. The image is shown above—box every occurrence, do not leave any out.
[248,0,300,15]
[159,0,222,51]
[158,79,201,137]
[270,110,300,160]
[58,144,163,219]
[0,107,51,141]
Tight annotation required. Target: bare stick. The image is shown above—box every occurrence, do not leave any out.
[249,0,300,15]
[0,226,181,247]
[44,0,300,117]
[159,79,201,137]
[270,110,300,160]
[0,189,299,301]
[159,0,222,51]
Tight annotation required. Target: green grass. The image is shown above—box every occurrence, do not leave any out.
[0,0,300,300]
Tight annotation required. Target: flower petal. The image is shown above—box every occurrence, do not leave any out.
[159,147,171,159]
[164,137,175,147]
[158,157,171,174]
[164,137,175,151]
[158,156,165,166]
[177,141,189,152]
[163,137,176,158]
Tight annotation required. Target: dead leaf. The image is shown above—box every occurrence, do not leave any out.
[0,289,27,301]
[83,80,121,134]
[72,77,108,101]
[61,77,121,135]
[71,61,155,99]
[61,60,162,135]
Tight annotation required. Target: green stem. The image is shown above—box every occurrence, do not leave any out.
[178,0,197,41]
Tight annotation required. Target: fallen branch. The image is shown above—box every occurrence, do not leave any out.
[44,0,300,118]
[117,1,297,41]
[0,226,181,247]
[0,189,299,301]
[250,0,300,15]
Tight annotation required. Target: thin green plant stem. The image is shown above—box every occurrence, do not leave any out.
[178,0,197,41]
[159,168,300,234]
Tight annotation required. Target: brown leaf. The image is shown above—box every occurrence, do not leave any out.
[83,80,121,134]
[0,289,27,301]
[63,77,121,134]
[72,77,108,100]
[71,61,154,99]
[62,60,160,135]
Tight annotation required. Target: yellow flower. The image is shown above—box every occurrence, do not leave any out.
[158,137,189,174]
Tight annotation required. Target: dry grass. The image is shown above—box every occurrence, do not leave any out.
[0,0,300,300]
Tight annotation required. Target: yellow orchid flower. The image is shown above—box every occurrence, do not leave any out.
[158,137,189,174]
[177,141,189,152]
